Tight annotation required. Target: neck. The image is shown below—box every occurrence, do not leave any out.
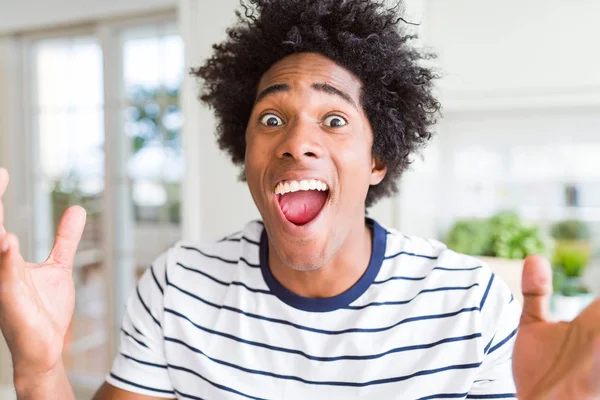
[268,217,373,298]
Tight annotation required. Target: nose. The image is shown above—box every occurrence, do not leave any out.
[275,118,324,161]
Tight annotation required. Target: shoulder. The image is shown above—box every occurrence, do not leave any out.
[384,226,515,308]
[157,220,264,283]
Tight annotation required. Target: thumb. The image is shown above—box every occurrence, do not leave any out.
[46,206,87,268]
[520,255,553,325]
[587,339,600,394]
[0,233,24,280]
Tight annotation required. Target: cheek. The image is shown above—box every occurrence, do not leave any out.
[244,133,271,185]
[333,137,374,192]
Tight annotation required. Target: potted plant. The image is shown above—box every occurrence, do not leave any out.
[550,220,595,321]
[446,211,549,304]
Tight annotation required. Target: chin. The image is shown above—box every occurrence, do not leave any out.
[271,240,329,272]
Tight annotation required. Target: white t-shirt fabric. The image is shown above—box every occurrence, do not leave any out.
[106,219,521,399]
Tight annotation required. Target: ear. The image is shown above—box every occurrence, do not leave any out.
[369,156,387,186]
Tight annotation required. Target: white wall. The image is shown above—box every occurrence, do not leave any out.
[391,0,600,239]
[179,0,259,241]
[424,0,600,110]
[0,0,176,34]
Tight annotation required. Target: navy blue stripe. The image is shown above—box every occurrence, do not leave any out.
[239,257,259,268]
[165,258,169,289]
[384,250,438,260]
[109,373,174,394]
[509,294,514,304]
[433,266,483,272]
[374,266,483,285]
[374,275,427,284]
[176,262,271,295]
[178,260,477,307]
[121,352,167,369]
[165,308,482,361]
[488,328,518,355]
[150,265,163,295]
[121,328,148,349]
[473,379,496,383]
[173,389,206,400]
[131,323,144,337]
[484,334,496,355]
[219,230,242,241]
[168,364,265,400]
[169,279,479,334]
[180,245,260,268]
[137,286,161,328]
[220,236,260,246]
[479,274,495,311]
[167,352,481,387]
[345,283,480,310]
[466,394,516,399]
[418,393,468,400]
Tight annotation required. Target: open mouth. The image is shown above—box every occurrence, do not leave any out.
[275,179,329,226]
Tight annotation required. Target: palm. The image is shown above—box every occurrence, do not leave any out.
[26,260,75,338]
[513,256,600,399]
[0,168,86,376]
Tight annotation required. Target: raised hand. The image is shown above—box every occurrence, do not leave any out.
[0,167,87,379]
[513,255,600,399]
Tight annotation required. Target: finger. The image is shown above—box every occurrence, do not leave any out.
[592,339,600,393]
[46,206,87,268]
[577,337,600,397]
[576,297,600,334]
[0,233,24,280]
[0,168,9,236]
[520,255,553,325]
[0,200,4,237]
[0,168,8,198]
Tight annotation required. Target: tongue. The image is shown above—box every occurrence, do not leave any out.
[279,190,328,225]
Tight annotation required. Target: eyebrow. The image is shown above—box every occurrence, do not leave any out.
[254,82,358,110]
[255,83,290,104]
[311,83,358,110]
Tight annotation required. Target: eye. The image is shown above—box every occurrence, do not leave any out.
[323,115,348,128]
[260,113,284,127]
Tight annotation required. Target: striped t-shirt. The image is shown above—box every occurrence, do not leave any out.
[107,219,521,399]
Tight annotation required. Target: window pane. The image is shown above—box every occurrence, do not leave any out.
[121,24,184,274]
[33,36,107,381]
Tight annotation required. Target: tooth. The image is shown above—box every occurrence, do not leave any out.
[309,179,317,190]
[290,181,300,192]
[299,180,310,191]
[284,182,291,194]
[322,182,328,191]
[276,183,283,194]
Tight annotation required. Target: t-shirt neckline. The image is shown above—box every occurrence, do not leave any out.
[259,218,386,312]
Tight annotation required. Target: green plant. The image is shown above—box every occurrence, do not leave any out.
[446,211,548,259]
[552,267,590,296]
[553,243,591,278]
[489,211,548,260]
[444,219,491,256]
[550,219,590,241]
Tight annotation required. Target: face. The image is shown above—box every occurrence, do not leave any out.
[245,53,386,271]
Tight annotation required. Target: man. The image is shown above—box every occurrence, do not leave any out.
[0,0,599,399]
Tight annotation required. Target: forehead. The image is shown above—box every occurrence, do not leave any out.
[257,53,363,99]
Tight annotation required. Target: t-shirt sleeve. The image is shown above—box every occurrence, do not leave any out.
[105,251,176,398]
[467,268,521,399]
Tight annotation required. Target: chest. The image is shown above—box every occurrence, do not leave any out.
[162,284,483,399]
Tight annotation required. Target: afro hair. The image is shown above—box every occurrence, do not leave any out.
[193,0,440,207]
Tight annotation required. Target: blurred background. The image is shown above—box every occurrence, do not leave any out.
[0,0,599,398]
